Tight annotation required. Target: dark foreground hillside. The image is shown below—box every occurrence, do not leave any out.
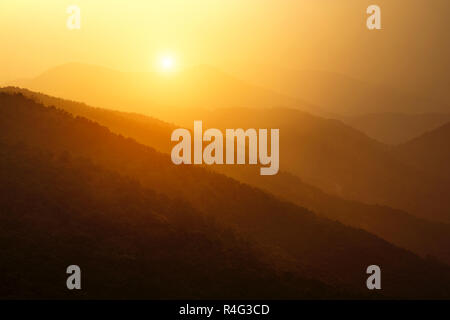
[0,143,340,299]
[1,92,450,299]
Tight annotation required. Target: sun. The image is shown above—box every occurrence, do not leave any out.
[159,55,176,72]
[161,56,174,69]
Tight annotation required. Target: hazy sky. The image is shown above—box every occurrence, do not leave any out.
[1,0,449,98]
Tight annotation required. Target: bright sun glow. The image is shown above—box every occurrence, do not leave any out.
[159,55,176,72]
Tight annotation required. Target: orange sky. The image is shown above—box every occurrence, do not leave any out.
[1,0,449,99]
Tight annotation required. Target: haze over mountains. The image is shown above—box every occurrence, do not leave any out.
[13,63,313,116]
[11,62,450,145]
[2,92,450,298]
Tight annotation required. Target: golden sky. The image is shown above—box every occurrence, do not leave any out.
[1,0,449,98]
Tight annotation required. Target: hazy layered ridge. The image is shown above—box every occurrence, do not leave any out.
[2,92,450,298]
[227,68,450,116]
[342,113,450,145]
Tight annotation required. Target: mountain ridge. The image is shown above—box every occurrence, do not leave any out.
[2,91,450,298]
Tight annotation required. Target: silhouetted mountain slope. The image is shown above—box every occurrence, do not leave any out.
[342,112,450,145]
[393,122,450,181]
[1,87,174,154]
[4,87,450,265]
[2,92,450,298]
[0,142,338,299]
